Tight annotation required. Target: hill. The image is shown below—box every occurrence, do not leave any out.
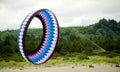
[58,18,120,54]
[0,18,120,61]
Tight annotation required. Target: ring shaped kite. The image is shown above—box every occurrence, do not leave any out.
[18,9,59,64]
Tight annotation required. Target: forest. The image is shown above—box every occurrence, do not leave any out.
[0,18,120,62]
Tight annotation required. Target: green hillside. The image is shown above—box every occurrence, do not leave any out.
[58,19,120,54]
[0,18,120,62]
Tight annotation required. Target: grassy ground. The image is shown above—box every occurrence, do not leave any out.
[0,55,120,69]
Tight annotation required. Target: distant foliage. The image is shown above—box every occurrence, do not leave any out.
[0,18,120,61]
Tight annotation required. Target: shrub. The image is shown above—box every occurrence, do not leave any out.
[76,54,89,60]
[105,52,118,58]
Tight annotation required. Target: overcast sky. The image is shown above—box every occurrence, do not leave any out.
[0,0,120,31]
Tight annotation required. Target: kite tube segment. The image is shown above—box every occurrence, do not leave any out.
[18,9,59,64]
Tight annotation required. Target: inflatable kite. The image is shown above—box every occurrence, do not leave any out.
[18,9,59,64]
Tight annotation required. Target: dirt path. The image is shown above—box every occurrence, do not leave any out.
[0,64,120,72]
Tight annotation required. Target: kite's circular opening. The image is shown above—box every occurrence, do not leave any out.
[24,17,43,56]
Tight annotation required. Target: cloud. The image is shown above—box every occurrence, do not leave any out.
[0,0,120,31]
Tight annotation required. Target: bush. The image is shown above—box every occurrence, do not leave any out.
[105,52,118,58]
[51,52,61,59]
[76,54,89,60]
[0,53,24,62]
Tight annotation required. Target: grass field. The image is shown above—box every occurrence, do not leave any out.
[0,55,120,69]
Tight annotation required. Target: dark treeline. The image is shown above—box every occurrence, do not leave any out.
[0,18,120,61]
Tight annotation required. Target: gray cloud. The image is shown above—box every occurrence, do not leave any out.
[0,0,120,31]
